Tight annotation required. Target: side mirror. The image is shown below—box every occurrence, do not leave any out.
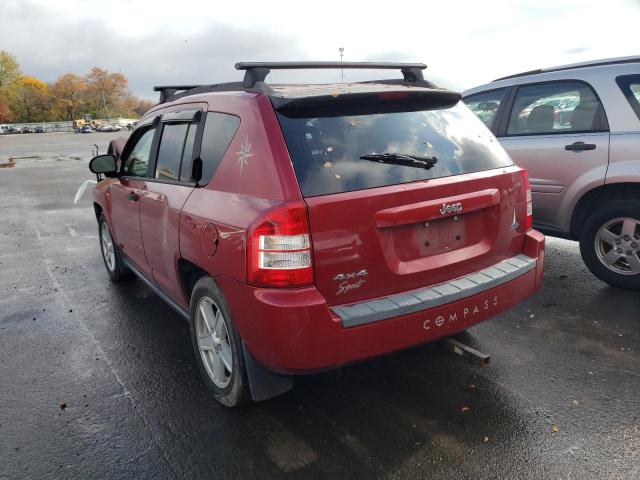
[89,154,118,177]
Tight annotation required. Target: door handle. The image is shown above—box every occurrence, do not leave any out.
[565,141,596,151]
[127,191,139,201]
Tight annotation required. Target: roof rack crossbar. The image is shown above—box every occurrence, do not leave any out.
[153,85,204,103]
[235,62,427,88]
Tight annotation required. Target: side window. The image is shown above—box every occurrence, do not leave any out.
[179,124,198,182]
[123,128,156,177]
[155,123,189,181]
[507,82,608,135]
[616,74,640,121]
[464,89,506,129]
[199,112,241,185]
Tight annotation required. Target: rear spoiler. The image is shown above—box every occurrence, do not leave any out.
[272,89,462,118]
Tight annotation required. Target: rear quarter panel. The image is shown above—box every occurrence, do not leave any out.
[607,132,640,184]
[178,93,303,284]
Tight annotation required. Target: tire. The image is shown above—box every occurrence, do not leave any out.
[579,200,640,291]
[98,214,132,282]
[189,276,251,407]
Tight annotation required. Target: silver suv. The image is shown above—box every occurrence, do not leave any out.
[464,56,640,290]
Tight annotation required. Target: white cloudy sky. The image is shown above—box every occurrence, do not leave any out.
[1,0,639,99]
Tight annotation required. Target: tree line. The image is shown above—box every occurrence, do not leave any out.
[0,50,155,123]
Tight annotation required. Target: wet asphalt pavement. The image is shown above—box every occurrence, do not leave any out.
[1,133,639,479]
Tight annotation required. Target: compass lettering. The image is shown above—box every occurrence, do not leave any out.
[422,296,499,330]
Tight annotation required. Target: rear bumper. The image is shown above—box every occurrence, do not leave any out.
[219,230,545,374]
[332,254,536,328]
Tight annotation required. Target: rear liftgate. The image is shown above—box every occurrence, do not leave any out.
[234,61,482,401]
[235,61,454,401]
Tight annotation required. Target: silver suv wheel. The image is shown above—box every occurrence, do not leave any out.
[594,217,640,275]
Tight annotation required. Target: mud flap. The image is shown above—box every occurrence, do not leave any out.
[242,342,294,402]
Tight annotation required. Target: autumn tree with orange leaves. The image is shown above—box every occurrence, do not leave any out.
[85,67,129,118]
[0,51,21,90]
[0,99,12,123]
[0,51,153,123]
[15,76,49,122]
[50,73,87,121]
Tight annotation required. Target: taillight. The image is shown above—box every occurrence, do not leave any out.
[247,201,313,287]
[522,169,533,230]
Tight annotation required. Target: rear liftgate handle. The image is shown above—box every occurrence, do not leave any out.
[565,141,596,151]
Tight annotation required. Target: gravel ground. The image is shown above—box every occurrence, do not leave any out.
[1,132,638,479]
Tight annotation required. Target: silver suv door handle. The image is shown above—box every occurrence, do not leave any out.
[565,141,596,151]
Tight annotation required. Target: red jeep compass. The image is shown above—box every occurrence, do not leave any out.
[89,62,545,406]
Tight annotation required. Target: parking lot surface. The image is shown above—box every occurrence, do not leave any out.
[1,133,639,479]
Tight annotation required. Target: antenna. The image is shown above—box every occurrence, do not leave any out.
[339,47,344,83]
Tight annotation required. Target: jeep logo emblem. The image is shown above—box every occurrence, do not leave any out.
[439,202,463,215]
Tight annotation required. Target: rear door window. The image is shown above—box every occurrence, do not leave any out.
[199,112,241,185]
[506,81,608,135]
[179,124,198,182]
[464,89,506,129]
[615,74,640,121]
[155,123,190,180]
[276,103,513,197]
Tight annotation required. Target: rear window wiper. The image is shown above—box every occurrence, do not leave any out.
[359,153,438,170]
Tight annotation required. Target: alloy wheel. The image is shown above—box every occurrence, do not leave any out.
[100,222,116,272]
[594,217,640,275]
[195,297,233,388]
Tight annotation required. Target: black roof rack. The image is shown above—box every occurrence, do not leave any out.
[493,55,640,82]
[235,61,427,89]
[153,85,201,103]
[153,82,246,103]
[153,61,429,104]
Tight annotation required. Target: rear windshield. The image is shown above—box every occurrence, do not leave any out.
[277,103,513,197]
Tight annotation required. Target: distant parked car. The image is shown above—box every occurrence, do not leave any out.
[0,124,17,135]
[80,124,94,133]
[464,56,640,290]
[111,124,122,132]
[20,126,33,134]
[34,125,46,133]
[96,125,113,132]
